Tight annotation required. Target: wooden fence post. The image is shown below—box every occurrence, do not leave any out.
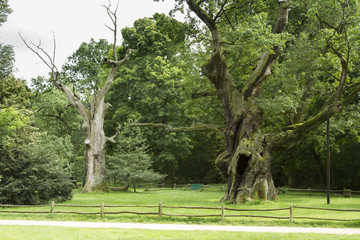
[308,187,311,196]
[174,183,176,190]
[289,205,293,222]
[188,183,191,190]
[50,201,54,216]
[100,202,105,218]
[158,202,163,218]
[221,203,225,221]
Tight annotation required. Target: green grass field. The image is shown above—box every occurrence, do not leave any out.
[0,188,359,229]
[0,225,358,240]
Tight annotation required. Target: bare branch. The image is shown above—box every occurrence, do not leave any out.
[273,0,291,34]
[56,83,90,123]
[20,31,90,123]
[318,39,349,110]
[19,33,59,74]
[223,10,235,31]
[106,124,121,143]
[52,30,56,68]
[100,48,137,100]
[105,48,137,67]
[102,0,120,61]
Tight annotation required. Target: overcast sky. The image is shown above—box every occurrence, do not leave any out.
[0,0,179,84]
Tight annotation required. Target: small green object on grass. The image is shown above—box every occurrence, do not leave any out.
[191,184,202,190]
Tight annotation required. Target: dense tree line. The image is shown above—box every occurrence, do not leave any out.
[1,0,359,204]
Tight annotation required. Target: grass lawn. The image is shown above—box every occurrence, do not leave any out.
[0,225,358,240]
[0,188,359,228]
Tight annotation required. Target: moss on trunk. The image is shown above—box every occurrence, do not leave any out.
[218,131,278,203]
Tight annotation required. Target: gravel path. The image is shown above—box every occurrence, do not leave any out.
[0,220,359,235]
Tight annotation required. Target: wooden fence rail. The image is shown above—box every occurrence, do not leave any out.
[1,202,359,222]
[276,187,360,197]
[145,184,360,197]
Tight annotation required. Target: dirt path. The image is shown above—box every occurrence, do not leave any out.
[0,220,359,235]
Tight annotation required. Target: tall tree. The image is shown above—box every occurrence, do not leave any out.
[105,14,194,179]
[148,0,360,203]
[21,3,135,192]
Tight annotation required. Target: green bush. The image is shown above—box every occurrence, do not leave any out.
[0,117,74,205]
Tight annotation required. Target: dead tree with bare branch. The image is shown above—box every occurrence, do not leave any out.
[20,2,135,192]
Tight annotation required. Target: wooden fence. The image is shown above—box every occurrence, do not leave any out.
[136,184,360,197]
[1,202,359,222]
[277,187,360,197]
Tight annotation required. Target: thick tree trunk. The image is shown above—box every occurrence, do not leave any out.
[216,109,277,203]
[82,98,109,193]
[218,142,277,203]
[82,144,107,192]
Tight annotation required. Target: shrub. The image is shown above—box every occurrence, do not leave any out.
[0,121,74,205]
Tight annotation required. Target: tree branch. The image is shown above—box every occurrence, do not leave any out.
[20,32,90,124]
[54,82,90,123]
[106,124,121,143]
[186,0,217,34]
[102,0,120,61]
[99,48,137,100]
[223,9,235,31]
[191,90,217,99]
[293,75,316,124]
[241,0,290,100]
[213,0,228,22]
[129,122,225,134]
[98,1,137,103]
[19,33,59,74]
[342,83,360,105]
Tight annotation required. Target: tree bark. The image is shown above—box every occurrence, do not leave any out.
[80,50,135,192]
[81,98,108,192]
[52,81,110,193]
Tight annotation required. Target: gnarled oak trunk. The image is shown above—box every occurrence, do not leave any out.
[216,131,277,202]
[215,98,277,202]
